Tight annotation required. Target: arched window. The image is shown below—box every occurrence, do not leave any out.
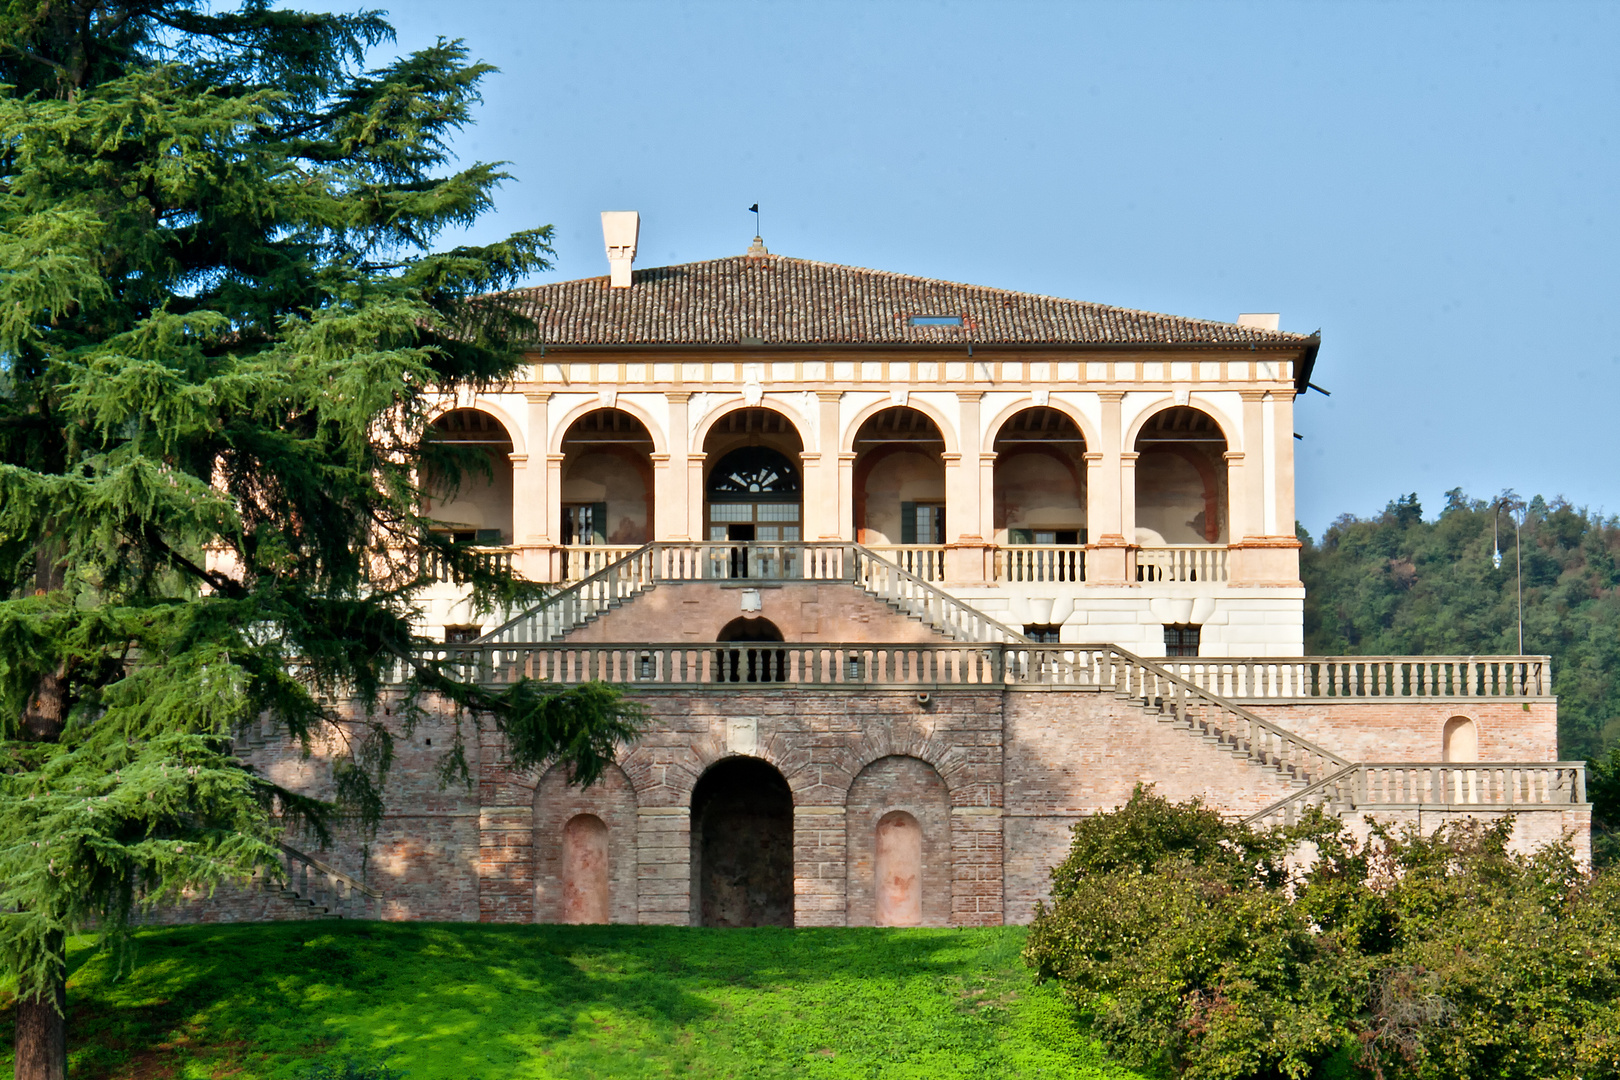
[852,407,946,579]
[875,810,923,927]
[561,814,609,924]
[704,422,803,577]
[426,409,514,544]
[715,616,787,683]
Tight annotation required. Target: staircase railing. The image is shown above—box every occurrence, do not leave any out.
[1244,761,1588,829]
[1070,645,1352,786]
[850,544,1026,643]
[475,542,1028,646]
[478,542,659,644]
[273,841,382,919]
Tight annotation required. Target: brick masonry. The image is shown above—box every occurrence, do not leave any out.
[182,673,1579,928]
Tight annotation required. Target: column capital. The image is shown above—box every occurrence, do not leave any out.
[649,453,671,465]
[1238,389,1269,403]
[816,390,844,403]
[838,451,858,462]
[1120,451,1140,464]
[547,452,567,464]
[941,452,963,464]
[1097,391,1126,404]
[508,453,529,465]
[665,391,693,404]
[799,451,822,463]
[954,390,985,403]
[1223,450,1245,463]
[1082,451,1106,463]
[523,391,553,404]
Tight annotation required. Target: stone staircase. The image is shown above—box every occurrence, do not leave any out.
[1043,645,1351,795]
[255,841,382,919]
[475,542,1026,646]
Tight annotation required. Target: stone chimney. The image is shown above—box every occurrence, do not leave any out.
[601,211,639,288]
[1236,313,1280,331]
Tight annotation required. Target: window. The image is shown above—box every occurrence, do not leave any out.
[1023,624,1062,643]
[562,503,606,546]
[1163,624,1201,657]
[908,315,963,327]
[900,502,946,544]
[444,625,482,644]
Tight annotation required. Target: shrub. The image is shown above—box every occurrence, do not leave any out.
[297,1055,408,1080]
[1024,787,1620,1080]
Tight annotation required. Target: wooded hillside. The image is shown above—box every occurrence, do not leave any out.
[1302,490,1620,761]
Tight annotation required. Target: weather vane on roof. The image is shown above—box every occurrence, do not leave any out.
[749,203,760,238]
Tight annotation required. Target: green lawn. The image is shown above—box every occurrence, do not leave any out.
[0,923,1145,1080]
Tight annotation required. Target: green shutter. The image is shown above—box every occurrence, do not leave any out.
[900,502,916,544]
[592,502,608,544]
[1009,528,1034,545]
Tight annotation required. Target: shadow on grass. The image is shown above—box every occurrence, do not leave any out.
[3,923,1094,1080]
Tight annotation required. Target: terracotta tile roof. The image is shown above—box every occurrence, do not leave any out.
[506,253,1315,349]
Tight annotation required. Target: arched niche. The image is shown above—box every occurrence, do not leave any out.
[561,814,610,924]
[852,408,947,576]
[875,811,923,927]
[1443,716,1479,763]
[532,762,638,924]
[690,756,794,927]
[559,409,656,566]
[425,408,515,544]
[1133,406,1228,546]
[844,755,951,927]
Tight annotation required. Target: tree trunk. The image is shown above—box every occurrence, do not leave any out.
[13,959,66,1080]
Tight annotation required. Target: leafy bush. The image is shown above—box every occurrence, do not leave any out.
[298,1055,408,1080]
[1024,787,1620,1080]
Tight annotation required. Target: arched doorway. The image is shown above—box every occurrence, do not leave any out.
[993,407,1086,582]
[426,408,515,544]
[715,616,787,683]
[559,408,655,579]
[1133,406,1229,582]
[853,407,947,579]
[703,408,804,578]
[689,757,794,927]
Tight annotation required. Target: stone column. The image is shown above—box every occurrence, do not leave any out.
[687,453,707,541]
[1238,391,1267,542]
[1271,390,1297,537]
[546,453,566,582]
[1120,450,1140,580]
[946,392,990,584]
[979,449,998,573]
[662,392,692,540]
[817,392,843,540]
[1085,392,1128,584]
[799,451,825,540]
[649,453,671,542]
[518,393,551,578]
[837,452,857,540]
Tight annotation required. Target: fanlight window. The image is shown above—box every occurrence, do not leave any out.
[708,447,801,500]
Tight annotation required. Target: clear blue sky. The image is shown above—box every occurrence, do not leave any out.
[351,0,1619,536]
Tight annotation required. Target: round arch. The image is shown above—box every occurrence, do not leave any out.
[691,396,812,456]
[549,396,668,457]
[981,396,1100,455]
[689,755,795,927]
[1123,396,1242,454]
[426,398,526,457]
[840,396,959,456]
